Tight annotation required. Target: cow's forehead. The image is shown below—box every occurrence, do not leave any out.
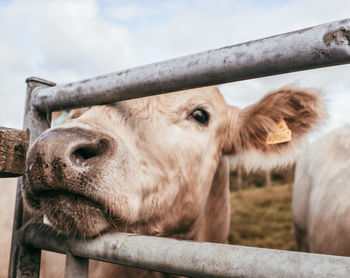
[58,86,230,127]
[156,86,226,107]
[115,86,228,114]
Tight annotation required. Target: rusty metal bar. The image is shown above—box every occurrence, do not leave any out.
[64,253,88,278]
[8,78,55,278]
[20,223,350,278]
[32,18,350,112]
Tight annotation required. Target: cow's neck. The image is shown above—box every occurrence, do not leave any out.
[191,156,231,243]
[128,157,231,243]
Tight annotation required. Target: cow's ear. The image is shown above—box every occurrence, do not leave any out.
[223,87,325,171]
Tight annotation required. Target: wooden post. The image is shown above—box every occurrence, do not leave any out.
[265,170,272,191]
[0,127,28,177]
[287,165,294,190]
[237,165,243,197]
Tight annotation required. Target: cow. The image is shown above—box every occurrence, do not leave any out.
[292,125,350,255]
[20,85,324,277]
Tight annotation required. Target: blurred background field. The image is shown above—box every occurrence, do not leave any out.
[228,167,295,251]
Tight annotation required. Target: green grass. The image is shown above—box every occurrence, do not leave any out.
[228,184,295,251]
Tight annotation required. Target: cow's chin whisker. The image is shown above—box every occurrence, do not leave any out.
[25,191,129,238]
[27,192,112,238]
[34,190,103,210]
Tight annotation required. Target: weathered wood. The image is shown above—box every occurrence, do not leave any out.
[0,127,28,177]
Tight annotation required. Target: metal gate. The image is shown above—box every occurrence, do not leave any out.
[5,18,350,278]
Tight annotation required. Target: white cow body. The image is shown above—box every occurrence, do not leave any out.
[293,125,350,255]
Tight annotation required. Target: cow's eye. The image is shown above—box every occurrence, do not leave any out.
[191,109,209,125]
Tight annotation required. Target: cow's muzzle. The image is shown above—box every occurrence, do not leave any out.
[23,127,117,236]
[25,127,116,200]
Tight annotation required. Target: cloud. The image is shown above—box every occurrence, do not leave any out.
[0,0,138,128]
[103,4,155,22]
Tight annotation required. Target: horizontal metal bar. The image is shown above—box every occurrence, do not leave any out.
[31,18,350,113]
[19,223,350,278]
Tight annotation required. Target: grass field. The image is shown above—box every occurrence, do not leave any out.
[228,184,295,251]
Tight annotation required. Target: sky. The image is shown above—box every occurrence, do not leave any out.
[1,0,350,140]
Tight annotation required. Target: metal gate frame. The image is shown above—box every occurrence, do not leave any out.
[8,18,350,278]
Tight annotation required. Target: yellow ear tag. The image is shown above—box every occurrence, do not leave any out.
[266,119,292,145]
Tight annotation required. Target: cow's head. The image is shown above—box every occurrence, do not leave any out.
[23,86,324,237]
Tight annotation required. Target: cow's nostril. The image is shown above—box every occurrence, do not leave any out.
[70,139,109,166]
[73,147,99,160]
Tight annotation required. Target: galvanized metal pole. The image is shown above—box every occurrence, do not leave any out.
[31,18,350,112]
[20,223,350,278]
[65,253,88,278]
[8,78,55,278]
